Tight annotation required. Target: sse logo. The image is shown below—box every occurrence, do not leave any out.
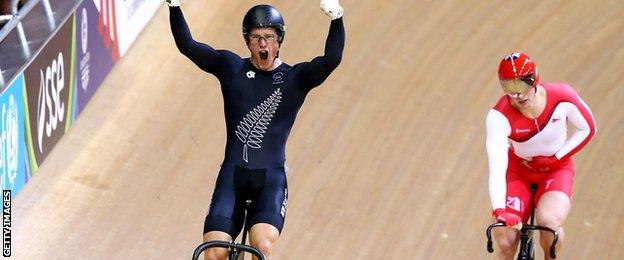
[36,52,66,153]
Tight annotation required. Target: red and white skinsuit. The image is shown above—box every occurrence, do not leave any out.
[486,83,596,220]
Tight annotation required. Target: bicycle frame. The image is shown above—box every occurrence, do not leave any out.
[192,200,267,260]
[486,183,559,259]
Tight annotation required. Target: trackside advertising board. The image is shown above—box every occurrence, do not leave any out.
[2,0,160,198]
[0,74,30,199]
[22,15,75,171]
[74,0,118,116]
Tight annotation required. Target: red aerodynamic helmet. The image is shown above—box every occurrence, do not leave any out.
[498,52,539,87]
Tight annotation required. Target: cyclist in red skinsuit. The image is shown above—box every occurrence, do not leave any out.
[486,52,596,260]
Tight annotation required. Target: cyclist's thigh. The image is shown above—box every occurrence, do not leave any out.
[534,163,574,223]
[505,161,533,222]
[535,163,574,202]
[204,163,246,238]
[536,191,571,220]
[249,166,287,234]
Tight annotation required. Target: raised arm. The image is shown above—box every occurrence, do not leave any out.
[297,0,346,89]
[168,5,224,74]
[320,18,345,71]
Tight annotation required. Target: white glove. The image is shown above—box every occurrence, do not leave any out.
[320,0,343,20]
[164,0,180,7]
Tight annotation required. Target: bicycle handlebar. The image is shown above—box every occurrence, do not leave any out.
[486,222,559,259]
[192,240,266,260]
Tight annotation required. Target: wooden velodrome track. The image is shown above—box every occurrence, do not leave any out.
[12,0,624,259]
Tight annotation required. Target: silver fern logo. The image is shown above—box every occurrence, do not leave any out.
[235,88,282,162]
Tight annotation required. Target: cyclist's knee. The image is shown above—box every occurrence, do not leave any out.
[202,247,229,260]
[251,238,273,257]
[493,229,518,256]
[537,211,565,230]
[249,223,279,258]
[540,226,564,244]
[496,238,517,256]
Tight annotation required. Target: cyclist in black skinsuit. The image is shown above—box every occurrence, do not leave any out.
[165,0,345,259]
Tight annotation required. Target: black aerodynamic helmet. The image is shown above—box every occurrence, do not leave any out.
[242,4,286,44]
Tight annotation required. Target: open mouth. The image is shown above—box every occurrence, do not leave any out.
[259,50,269,60]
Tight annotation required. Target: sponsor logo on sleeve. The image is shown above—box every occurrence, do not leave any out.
[506,196,522,212]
